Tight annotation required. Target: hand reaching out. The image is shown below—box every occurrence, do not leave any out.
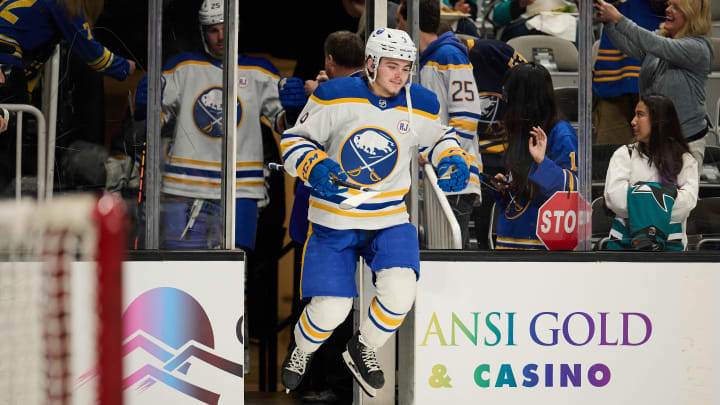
[528,126,547,164]
[593,0,623,24]
[304,70,331,96]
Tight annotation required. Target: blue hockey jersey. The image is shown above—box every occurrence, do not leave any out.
[592,0,663,97]
[494,121,578,249]
[419,32,483,195]
[0,0,131,83]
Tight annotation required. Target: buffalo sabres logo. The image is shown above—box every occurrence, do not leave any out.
[192,86,242,138]
[478,92,503,136]
[630,182,677,212]
[340,127,398,186]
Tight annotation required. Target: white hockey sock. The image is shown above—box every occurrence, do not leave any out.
[359,267,417,348]
[294,296,353,353]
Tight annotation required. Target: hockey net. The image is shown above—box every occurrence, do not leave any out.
[0,193,126,405]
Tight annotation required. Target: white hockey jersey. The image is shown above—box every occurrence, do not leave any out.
[281,76,469,230]
[160,51,284,199]
[419,32,484,196]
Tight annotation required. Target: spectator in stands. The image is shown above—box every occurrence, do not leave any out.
[603,94,698,250]
[0,0,136,104]
[441,0,481,38]
[397,0,484,249]
[133,0,303,251]
[594,0,712,174]
[592,0,664,145]
[490,62,578,250]
[488,0,551,42]
[467,39,526,249]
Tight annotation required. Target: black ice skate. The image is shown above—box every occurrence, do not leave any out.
[342,331,384,397]
[281,342,314,393]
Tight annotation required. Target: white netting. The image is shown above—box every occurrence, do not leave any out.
[0,194,124,405]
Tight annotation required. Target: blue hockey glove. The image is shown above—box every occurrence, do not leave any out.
[308,158,348,197]
[279,77,306,125]
[133,75,148,120]
[437,154,470,192]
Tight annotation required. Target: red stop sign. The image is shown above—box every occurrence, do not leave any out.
[536,191,590,250]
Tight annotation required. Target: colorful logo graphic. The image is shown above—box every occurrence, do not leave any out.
[192,86,242,138]
[340,127,398,186]
[79,287,243,404]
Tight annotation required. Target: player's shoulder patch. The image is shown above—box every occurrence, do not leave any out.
[238,54,280,77]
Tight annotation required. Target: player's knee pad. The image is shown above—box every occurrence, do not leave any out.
[295,296,352,351]
[305,296,353,327]
[374,267,417,314]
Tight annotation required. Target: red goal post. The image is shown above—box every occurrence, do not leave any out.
[0,193,126,405]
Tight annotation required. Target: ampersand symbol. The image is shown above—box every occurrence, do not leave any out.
[428,364,452,388]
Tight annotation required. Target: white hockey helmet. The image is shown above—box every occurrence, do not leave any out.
[198,0,224,57]
[199,0,223,25]
[364,28,417,84]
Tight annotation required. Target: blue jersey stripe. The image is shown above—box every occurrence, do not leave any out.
[164,165,262,179]
[313,194,406,210]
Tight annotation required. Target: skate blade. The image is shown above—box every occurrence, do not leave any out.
[342,350,377,397]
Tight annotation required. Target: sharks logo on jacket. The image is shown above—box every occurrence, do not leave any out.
[339,127,399,186]
[192,86,243,138]
[630,181,678,212]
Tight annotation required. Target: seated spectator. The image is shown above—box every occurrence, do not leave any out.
[441,0,481,38]
[488,0,551,42]
[490,62,578,250]
[594,0,712,174]
[603,94,698,250]
[0,0,136,104]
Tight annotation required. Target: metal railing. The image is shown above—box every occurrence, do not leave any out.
[2,44,59,202]
[422,163,462,249]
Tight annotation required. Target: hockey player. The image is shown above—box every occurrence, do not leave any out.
[134,0,304,250]
[0,0,135,102]
[279,28,470,397]
[397,0,483,249]
[491,62,579,250]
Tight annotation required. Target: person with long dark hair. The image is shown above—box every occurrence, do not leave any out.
[490,62,578,250]
[604,94,698,250]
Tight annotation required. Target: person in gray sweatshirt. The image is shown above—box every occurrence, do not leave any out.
[593,0,713,174]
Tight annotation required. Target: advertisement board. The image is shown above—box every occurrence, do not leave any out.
[73,259,245,404]
[414,261,720,404]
